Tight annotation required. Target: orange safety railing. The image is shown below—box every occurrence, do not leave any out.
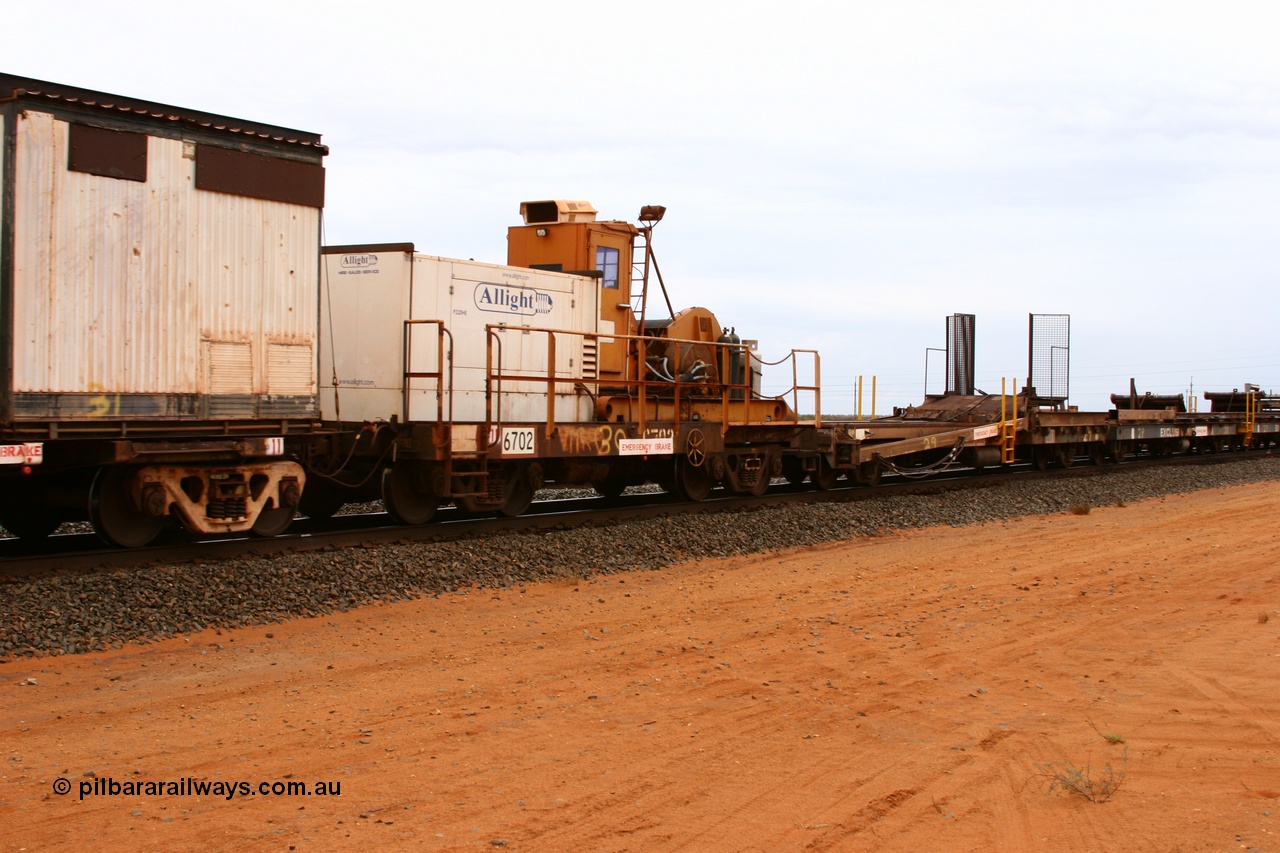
[788,349,821,429]
[480,325,813,445]
[402,319,453,441]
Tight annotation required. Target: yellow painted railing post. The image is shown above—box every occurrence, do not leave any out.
[1244,389,1257,448]
[1000,377,1018,464]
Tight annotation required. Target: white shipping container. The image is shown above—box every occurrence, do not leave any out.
[320,247,600,426]
[3,99,322,421]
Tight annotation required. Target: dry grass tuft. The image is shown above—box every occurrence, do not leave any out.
[1037,750,1127,803]
[1068,504,1092,516]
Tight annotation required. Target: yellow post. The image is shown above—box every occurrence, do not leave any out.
[814,353,822,429]
[856,374,863,419]
[1000,377,1018,464]
[871,376,877,418]
[1244,389,1257,447]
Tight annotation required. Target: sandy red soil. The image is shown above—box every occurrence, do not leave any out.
[3,482,1280,852]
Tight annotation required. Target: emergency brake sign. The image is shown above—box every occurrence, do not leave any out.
[0,443,43,465]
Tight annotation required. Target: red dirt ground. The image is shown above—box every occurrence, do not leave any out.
[3,482,1279,852]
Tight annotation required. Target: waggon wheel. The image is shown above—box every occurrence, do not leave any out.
[0,501,61,540]
[1032,447,1052,471]
[381,465,438,526]
[1109,442,1127,463]
[812,456,838,491]
[1089,444,1106,466]
[594,474,628,499]
[458,496,487,515]
[298,483,347,521]
[90,466,163,548]
[499,465,535,518]
[685,429,707,468]
[251,505,296,537]
[781,457,807,487]
[674,456,714,502]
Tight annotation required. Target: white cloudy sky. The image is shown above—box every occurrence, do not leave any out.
[11,1,1279,412]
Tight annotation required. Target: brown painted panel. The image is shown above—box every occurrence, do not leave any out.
[195,144,325,208]
[67,123,148,182]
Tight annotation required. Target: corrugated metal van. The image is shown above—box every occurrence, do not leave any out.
[0,75,327,544]
[0,74,325,428]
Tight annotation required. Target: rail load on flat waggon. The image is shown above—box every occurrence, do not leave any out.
[0,74,327,545]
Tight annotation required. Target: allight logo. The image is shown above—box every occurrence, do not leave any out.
[474,283,554,316]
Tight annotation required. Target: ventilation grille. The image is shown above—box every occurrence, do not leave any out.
[204,341,253,395]
[267,343,315,396]
[581,338,599,380]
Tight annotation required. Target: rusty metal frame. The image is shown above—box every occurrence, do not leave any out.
[480,324,805,446]
[401,319,453,442]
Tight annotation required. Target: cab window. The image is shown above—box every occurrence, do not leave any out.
[596,246,619,289]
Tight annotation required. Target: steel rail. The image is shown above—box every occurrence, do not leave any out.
[0,450,1270,579]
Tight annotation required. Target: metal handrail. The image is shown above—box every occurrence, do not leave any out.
[788,349,821,428]
[483,328,504,449]
[402,319,453,439]
[481,325,805,440]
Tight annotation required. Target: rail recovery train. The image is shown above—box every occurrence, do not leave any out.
[1,74,1277,546]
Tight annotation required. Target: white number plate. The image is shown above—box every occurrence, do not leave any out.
[501,427,537,456]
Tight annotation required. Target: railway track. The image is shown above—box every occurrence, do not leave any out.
[1,449,1266,578]
[3,451,1278,659]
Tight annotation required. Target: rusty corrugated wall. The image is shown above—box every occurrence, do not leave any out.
[9,109,318,417]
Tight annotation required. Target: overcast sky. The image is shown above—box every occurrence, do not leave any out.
[10,1,1279,412]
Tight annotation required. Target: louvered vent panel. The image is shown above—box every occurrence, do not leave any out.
[581,338,599,380]
[205,341,253,394]
[267,343,315,396]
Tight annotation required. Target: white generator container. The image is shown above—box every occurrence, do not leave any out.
[320,245,601,426]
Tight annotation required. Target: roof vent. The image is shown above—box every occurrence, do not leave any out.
[520,199,597,225]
